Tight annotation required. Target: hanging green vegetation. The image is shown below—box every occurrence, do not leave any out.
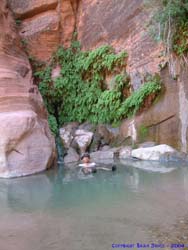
[173,21,188,56]
[146,0,188,58]
[34,41,162,134]
[118,76,162,118]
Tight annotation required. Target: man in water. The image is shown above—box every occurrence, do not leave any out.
[79,153,96,174]
[79,153,116,174]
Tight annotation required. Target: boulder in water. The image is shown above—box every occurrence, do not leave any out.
[119,146,132,159]
[90,150,114,161]
[90,148,120,164]
[131,144,176,161]
[0,111,55,178]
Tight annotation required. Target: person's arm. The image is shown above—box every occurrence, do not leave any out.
[96,165,117,171]
[78,163,86,167]
[96,167,111,171]
[89,162,96,168]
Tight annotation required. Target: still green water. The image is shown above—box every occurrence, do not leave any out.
[0,160,188,250]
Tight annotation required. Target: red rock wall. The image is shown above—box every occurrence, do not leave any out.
[8,0,78,61]
[9,0,163,74]
[77,0,165,88]
[0,0,56,178]
[8,0,188,152]
[76,0,185,151]
[120,66,181,150]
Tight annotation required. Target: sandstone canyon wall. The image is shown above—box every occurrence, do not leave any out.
[0,0,56,178]
[8,0,78,61]
[77,0,188,152]
[8,0,188,153]
[76,0,182,150]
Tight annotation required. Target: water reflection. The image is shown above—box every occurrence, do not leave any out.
[0,174,52,212]
[0,161,183,213]
[120,159,177,173]
[0,162,188,250]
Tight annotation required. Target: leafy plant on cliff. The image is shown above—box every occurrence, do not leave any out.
[35,41,162,134]
[146,0,188,60]
[48,115,58,136]
[35,43,128,126]
[118,75,162,118]
[173,21,188,56]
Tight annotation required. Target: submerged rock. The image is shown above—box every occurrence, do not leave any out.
[131,144,176,161]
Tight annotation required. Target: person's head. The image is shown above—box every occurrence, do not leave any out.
[81,153,90,164]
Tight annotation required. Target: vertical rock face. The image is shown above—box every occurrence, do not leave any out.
[8,0,78,61]
[7,0,188,152]
[76,0,186,152]
[178,67,188,153]
[60,0,78,47]
[77,0,164,81]
[120,67,180,150]
[0,0,56,178]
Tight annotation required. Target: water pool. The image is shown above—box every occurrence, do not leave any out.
[0,160,188,250]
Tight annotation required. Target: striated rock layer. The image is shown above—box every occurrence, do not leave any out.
[76,0,188,152]
[8,0,188,153]
[77,0,164,82]
[0,0,56,178]
[8,0,78,61]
